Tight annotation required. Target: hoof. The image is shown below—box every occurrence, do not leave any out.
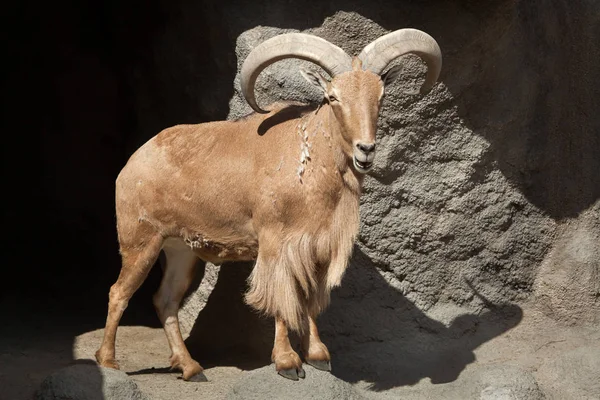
[172,355,205,382]
[278,366,305,381]
[95,350,120,370]
[306,359,331,372]
[102,359,120,370]
[185,371,208,382]
[273,349,304,381]
[298,367,306,379]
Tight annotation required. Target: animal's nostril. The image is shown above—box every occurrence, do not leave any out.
[357,143,376,153]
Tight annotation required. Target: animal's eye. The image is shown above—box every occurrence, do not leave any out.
[328,95,338,103]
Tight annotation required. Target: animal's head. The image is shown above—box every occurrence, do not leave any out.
[298,57,401,173]
[240,29,442,174]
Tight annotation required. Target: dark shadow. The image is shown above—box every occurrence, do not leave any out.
[433,0,600,219]
[2,0,177,397]
[180,247,522,391]
[127,366,174,376]
[185,262,275,370]
[0,295,107,399]
[322,247,523,391]
[257,103,319,136]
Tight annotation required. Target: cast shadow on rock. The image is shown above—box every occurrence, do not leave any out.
[179,246,522,391]
[440,0,600,219]
[256,103,320,136]
[0,297,107,400]
[184,261,275,370]
[323,247,523,391]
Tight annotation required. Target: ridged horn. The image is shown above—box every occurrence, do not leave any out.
[358,28,442,95]
[240,33,353,113]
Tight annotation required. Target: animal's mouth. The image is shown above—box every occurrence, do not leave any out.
[353,157,373,173]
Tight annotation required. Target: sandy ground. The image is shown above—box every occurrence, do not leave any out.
[1,297,598,400]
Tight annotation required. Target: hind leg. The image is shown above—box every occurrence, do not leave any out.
[96,230,163,369]
[153,240,206,381]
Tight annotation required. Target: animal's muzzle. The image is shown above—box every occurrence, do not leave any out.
[353,142,376,173]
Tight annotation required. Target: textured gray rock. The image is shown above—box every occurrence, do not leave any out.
[178,262,220,337]
[227,365,365,400]
[228,11,555,316]
[130,2,599,398]
[536,346,600,400]
[35,364,148,400]
[534,202,600,326]
[178,2,598,392]
[474,366,545,400]
[365,364,546,400]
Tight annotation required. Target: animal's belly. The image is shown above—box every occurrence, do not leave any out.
[163,232,258,265]
[190,238,258,264]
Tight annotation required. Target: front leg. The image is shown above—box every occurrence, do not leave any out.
[272,316,305,380]
[301,315,331,371]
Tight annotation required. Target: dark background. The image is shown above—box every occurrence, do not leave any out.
[4,0,235,314]
[2,1,599,397]
[5,0,599,315]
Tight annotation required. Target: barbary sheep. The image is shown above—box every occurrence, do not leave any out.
[95,28,442,381]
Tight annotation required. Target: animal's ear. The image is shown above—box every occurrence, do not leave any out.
[381,64,403,88]
[300,68,329,93]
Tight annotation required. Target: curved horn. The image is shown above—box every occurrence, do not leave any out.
[358,28,442,95]
[240,33,352,113]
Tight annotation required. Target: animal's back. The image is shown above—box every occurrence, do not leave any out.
[115,118,266,262]
[114,102,353,263]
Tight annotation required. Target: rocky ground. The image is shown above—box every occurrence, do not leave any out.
[2,294,598,400]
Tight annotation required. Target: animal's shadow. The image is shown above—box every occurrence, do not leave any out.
[182,246,522,391]
[256,103,317,136]
[321,247,522,391]
[184,261,274,370]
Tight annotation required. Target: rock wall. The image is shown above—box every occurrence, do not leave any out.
[174,0,600,385]
[179,0,597,328]
[228,14,556,315]
[7,0,598,397]
[12,0,595,320]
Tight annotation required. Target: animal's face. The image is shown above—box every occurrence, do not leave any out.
[301,57,402,174]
